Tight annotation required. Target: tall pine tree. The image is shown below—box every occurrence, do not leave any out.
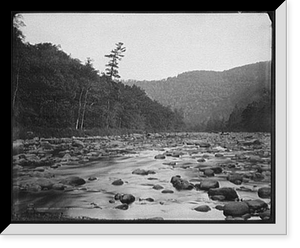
[104,42,126,80]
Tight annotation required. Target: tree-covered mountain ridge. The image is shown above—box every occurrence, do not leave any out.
[124,61,271,131]
[12,18,185,139]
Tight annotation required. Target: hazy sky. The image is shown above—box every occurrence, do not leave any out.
[20,13,272,80]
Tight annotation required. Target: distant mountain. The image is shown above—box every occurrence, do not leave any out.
[124,61,271,131]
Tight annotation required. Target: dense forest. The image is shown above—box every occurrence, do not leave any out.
[125,61,272,132]
[12,16,185,139]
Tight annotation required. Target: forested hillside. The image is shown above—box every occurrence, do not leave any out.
[12,19,184,139]
[125,61,272,132]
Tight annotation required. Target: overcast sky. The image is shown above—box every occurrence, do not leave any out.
[20,13,272,81]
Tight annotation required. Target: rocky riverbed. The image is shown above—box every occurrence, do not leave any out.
[12,132,272,222]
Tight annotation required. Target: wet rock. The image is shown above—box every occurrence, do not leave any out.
[34,166,45,172]
[194,205,211,212]
[132,168,156,176]
[72,139,84,148]
[252,172,265,181]
[27,184,42,192]
[114,193,122,201]
[148,177,158,180]
[197,158,206,162]
[115,203,129,210]
[139,197,154,202]
[223,202,250,217]
[242,213,252,220]
[161,189,174,194]
[236,186,256,192]
[52,183,66,190]
[35,178,54,190]
[40,141,53,150]
[247,155,263,163]
[199,166,222,174]
[119,194,135,204]
[112,179,124,186]
[198,142,211,148]
[163,162,176,166]
[88,176,97,181]
[259,209,271,220]
[258,187,271,198]
[154,154,165,159]
[195,180,219,191]
[215,153,224,157]
[238,139,261,146]
[208,187,239,201]
[50,163,61,169]
[210,195,226,201]
[244,199,268,213]
[215,205,224,211]
[170,175,194,190]
[227,173,243,185]
[60,176,86,186]
[204,169,215,177]
[152,184,164,190]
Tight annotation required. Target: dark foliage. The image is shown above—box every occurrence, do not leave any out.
[125,61,271,132]
[12,21,184,138]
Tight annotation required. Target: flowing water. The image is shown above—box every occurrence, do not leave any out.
[12,132,272,221]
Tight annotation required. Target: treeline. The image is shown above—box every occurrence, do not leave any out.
[225,88,272,132]
[125,61,272,132]
[12,17,184,138]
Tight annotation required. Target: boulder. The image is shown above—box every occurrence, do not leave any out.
[252,172,265,181]
[259,209,271,220]
[227,173,244,185]
[198,142,211,148]
[35,178,54,190]
[132,168,156,176]
[161,189,174,194]
[199,166,222,174]
[119,194,135,204]
[223,202,250,217]
[215,205,224,211]
[27,184,42,192]
[60,176,86,186]
[170,175,194,190]
[114,193,122,201]
[50,163,61,169]
[204,169,214,177]
[258,187,271,198]
[238,139,261,146]
[34,166,45,172]
[208,187,239,201]
[115,203,129,210]
[152,184,164,190]
[52,183,66,190]
[215,153,224,157]
[194,205,211,212]
[244,199,268,213]
[72,139,84,148]
[112,179,124,186]
[210,195,226,201]
[195,180,219,191]
[88,176,97,181]
[40,141,53,150]
[154,154,165,159]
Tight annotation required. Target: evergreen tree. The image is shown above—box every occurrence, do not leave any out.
[104,42,126,80]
